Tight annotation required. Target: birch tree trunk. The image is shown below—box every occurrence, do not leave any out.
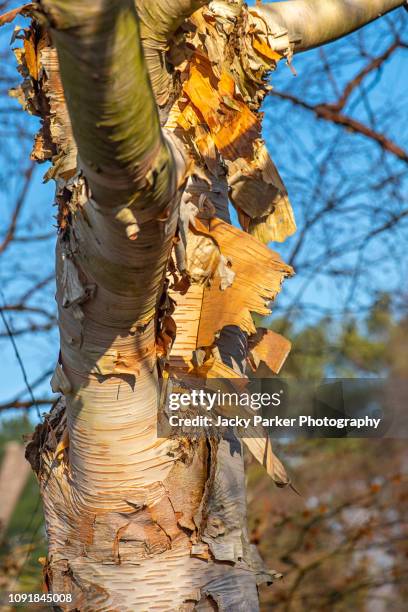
[1,0,404,609]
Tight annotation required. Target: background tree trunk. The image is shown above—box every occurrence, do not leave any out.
[0,443,30,536]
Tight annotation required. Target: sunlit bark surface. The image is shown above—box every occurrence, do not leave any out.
[0,0,404,609]
[256,0,406,53]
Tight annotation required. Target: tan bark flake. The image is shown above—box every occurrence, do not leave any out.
[248,328,292,375]
[197,219,293,347]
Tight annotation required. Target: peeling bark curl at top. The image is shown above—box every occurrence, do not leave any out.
[254,0,407,54]
[137,0,209,43]
[136,0,211,107]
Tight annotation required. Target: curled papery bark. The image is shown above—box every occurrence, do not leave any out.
[137,0,210,106]
[253,0,407,53]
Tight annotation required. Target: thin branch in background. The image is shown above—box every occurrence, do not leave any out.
[270,89,408,163]
[19,274,54,303]
[1,304,56,318]
[0,367,54,411]
[318,47,342,98]
[0,161,35,255]
[12,232,55,243]
[0,320,57,338]
[334,39,405,111]
[0,398,53,411]
[0,287,42,420]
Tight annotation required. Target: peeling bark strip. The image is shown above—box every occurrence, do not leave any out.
[165,0,298,244]
[136,0,210,107]
[3,0,406,609]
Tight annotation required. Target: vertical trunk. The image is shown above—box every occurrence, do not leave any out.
[23,2,279,609]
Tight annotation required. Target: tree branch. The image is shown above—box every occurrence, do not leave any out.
[0,161,35,255]
[270,89,408,163]
[253,0,407,54]
[333,39,406,111]
[0,398,54,411]
[40,0,176,211]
